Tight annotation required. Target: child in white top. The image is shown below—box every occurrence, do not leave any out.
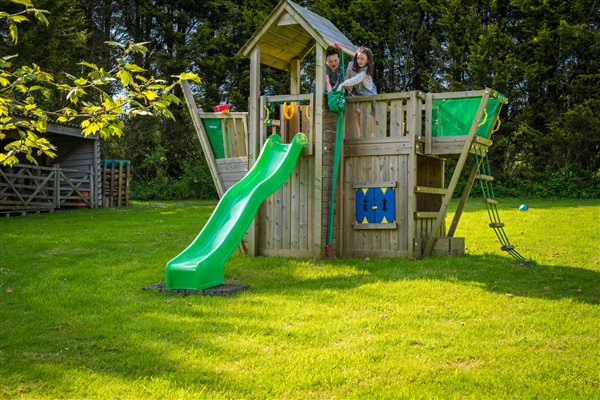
[338,46,377,134]
[338,46,376,96]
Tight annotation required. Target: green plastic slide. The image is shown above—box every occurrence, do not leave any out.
[165,133,308,290]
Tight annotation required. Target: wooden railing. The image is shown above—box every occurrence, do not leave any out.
[344,91,425,140]
[259,94,314,154]
[0,164,95,212]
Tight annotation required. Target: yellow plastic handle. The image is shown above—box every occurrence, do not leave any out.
[492,116,502,133]
[263,104,270,125]
[283,102,295,120]
[477,109,489,128]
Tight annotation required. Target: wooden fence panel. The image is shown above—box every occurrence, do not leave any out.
[1,164,96,212]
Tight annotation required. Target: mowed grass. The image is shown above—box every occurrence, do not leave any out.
[0,198,598,399]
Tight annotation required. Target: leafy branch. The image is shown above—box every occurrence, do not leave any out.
[0,0,200,166]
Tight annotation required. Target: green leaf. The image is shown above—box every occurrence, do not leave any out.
[11,0,34,6]
[78,61,99,71]
[117,70,133,87]
[142,91,158,101]
[124,64,146,73]
[74,78,88,86]
[34,10,49,26]
[176,72,201,83]
[9,15,29,23]
[162,109,175,120]
[82,122,100,136]
[104,41,125,48]
[129,42,149,55]
[9,22,18,44]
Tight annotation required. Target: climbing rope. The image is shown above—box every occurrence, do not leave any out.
[325,45,346,256]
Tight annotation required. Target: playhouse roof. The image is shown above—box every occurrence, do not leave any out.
[238,0,356,71]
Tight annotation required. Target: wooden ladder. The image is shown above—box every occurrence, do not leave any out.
[471,146,530,263]
[422,89,493,257]
[422,89,530,263]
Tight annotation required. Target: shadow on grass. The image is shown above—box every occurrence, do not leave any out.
[230,254,600,305]
[2,251,598,397]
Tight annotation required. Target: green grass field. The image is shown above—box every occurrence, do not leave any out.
[1,198,598,399]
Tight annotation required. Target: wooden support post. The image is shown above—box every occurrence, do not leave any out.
[290,58,300,95]
[407,91,419,257]
[422,89,493,257]
[246,46,261,256]
[117,161,123,206]
[101,161,107,207]
[125,162,131,206]
[312,44,325,257]
[425,93,433,154]
[53,164,60,209]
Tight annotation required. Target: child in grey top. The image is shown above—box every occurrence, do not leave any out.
[338,46,376,95]
[338,46,377,134]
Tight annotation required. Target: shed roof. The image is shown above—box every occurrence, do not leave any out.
[238,0,356,71]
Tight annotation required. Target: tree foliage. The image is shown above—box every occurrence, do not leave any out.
[3,0,598,198]
[0,0,200,166]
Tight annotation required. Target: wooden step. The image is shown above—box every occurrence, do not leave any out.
[476,174,494,181]
[483,198,498,205]
[489,222,505,228]
[501,245,515,251]
[415,186,446,195]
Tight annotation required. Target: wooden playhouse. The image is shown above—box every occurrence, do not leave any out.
[182,0,525,262]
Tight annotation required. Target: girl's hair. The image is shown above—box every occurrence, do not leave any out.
[351,46,374,75]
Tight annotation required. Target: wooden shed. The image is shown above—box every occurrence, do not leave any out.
[183,0,525,262]
[0,122,101,214]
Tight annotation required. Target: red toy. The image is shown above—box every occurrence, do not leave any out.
[213,104,231,113]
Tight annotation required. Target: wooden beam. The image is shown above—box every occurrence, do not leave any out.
[415,186,446,195]
[407,91,419,258]
[312,44,325,257]
[431,90,487,100]
[447,161,480,237]
[290,58,301,95]
[264,94,313,103]
[247,46,261,256]
[425,92,433,154]
[181,81,225,197]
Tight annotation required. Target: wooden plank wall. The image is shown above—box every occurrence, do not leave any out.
[258,100,314,257]
[253,90,454,260]
[340,92,424,258]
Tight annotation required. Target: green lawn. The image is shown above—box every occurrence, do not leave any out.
[1,199,598,399]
